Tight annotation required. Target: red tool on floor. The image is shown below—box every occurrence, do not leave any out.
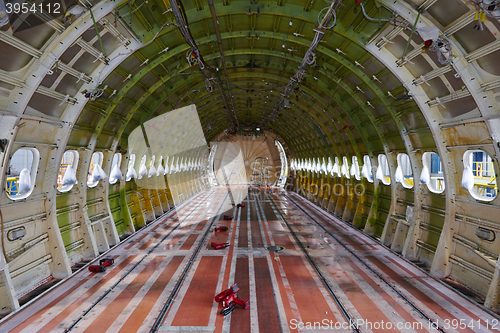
[88,265,106,273]
[222,292,250,310]
[223,215,233,220]
[211,242,230,250]
[214,283,239,302]
[99,258,114,267]
[214,283,250,316]
[214,226,229,232]
[89,257,114,272]
[236,203,245,208]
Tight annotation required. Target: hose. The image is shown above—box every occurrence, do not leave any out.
[359,2,409,27]
[0,208,7,262]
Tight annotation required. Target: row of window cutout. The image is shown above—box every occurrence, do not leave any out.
[290,151,497,201]
[6,149,204,200]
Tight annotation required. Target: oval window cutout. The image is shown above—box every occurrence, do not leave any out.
[7,227,26,241]
[476,227,495,242]
[463,150,497,202]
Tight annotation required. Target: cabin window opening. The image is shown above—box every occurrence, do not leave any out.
[377,154,391,185]
[351,156,360,180]
[342,156,350,178]
[6,148,39,200]
[148,155,157,177]
[422,152,445,193]
[331,157,341,177]
[126,154,137,181]
[138,155,148,179]
[462,150,497,201]
[87,152,106,188]
[362,155,373,183]
[157,156,166,175]
[275,140,288,187]
[57,150,79,192]
[109,153,123,185]
[397,153,413,189]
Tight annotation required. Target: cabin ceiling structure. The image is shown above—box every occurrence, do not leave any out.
[1,0,500,319]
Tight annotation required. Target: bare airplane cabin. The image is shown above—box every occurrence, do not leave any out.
[0,0,500,332]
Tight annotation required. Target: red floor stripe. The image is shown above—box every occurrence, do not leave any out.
[170,256,223,326]
[229,258,251,332]
[195,219,208,231]
[250,221,263,247]
[279,255,338,324]
[213,216,238,333]
[347,260,428,333]
[367,256,476,333]
[1,282,82,333]
[83,257,166,332]
[35,256,137,333]
[254,257,281,333]
[139,232,162,250]
[267,253,298,333]
[330,260,396,332]
[388,257,485,322]
[118,256,184,333]
[267,220,285,231]
[180,234,198,250]
[165,234,183,250]
[125,234,148,250]
[238,219,248,246]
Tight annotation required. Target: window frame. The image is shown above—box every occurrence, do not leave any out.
[5,148,39,200]
[109,153,122,185]
[57,150,79,192]
[397,153,413,189]
[138,155,148,179]
[422,152,445,194]
[363,155,373,183]
[351,156,360,181]
[378,154,391,185]
[87,151,104,188]
[463,150,497,201]
[342,156,350,179]
[126,154,137,182]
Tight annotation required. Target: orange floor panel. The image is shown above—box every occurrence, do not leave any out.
[1,186,499,333]
[169,256,224,327]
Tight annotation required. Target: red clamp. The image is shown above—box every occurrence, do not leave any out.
[236,203,245,208]
[215,283,250,316]
[89,265,106,273]
[211,242,230,250]
[215,226,229,232]
[100,258,114,267]
[222,293,250,310]
[223,215,234,220]
[89,258,114,272]
[214,283,239,302]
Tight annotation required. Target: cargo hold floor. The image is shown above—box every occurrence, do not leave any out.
[0,186,498,333]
